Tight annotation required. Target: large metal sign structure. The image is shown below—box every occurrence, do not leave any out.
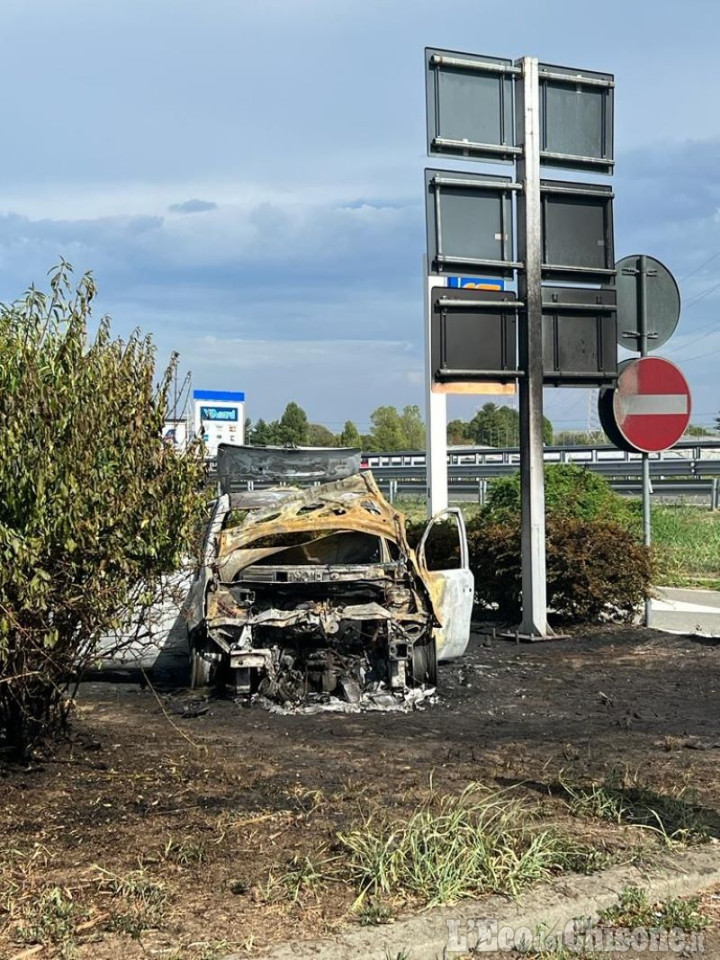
[424,50,616,637]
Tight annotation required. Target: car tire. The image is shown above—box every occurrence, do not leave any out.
[189,647,214,689]
[411,636,438,687]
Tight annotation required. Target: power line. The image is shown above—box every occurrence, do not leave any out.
[682,277,720,309]
[669,321,720,358]
[679,250,720,283]
[675,348,720,364]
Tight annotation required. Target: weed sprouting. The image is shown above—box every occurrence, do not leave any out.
[14,886,88,958]
[599,886,710,933]
[162,836,207,866]
[94,866,167,934]
[357,900,395,925]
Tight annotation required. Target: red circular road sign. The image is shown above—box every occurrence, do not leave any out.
[599,357,692,454]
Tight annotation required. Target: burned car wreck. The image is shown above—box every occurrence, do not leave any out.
[186,445,474,705]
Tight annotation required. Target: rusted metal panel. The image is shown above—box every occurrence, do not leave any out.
[217,444,362,492]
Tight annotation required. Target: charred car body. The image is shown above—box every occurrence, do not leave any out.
[186,445,473,704]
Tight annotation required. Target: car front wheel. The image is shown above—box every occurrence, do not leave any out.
[411,636,438,687]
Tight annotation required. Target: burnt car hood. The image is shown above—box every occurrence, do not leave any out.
[183,471,440,637]
[214,471,435,612]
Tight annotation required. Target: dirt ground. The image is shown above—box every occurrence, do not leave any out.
[2,624,720,959]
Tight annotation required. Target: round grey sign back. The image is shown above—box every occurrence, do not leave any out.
[615,254,681,352]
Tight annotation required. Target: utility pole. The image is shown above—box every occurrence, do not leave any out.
[516,57,549,637]
[638,255,652,627]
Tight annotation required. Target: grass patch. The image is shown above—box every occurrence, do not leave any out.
[559,772,715,844]
[14,886,89,958]
[95,866,168,937]
[506,889,710,958]
[273,854,331,904]
[357,900,395,925]
[161,836,207,866]
[395,496,483,526]
[599,886,710,932]
[646,505,720,586]
[337,784,601,907]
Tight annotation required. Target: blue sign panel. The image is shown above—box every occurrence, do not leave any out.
[200,406,238,422]
[448,277,505,289]
[193,389,245,402]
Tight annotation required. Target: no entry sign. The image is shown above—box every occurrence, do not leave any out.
[599,356,691,454]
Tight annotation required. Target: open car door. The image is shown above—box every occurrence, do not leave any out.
[416,508,474,662]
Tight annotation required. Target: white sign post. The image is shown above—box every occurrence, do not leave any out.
[424,259,448,517]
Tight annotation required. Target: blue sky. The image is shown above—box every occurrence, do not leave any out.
[1,0,719,433]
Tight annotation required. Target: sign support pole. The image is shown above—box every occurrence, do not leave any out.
[423,257,448,518]
[516,57,549,637]
[638,255,652,627]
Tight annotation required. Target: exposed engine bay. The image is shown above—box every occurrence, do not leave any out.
[186,448,473,706]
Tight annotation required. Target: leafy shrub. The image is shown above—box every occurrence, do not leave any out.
[404,467,649,623]
[0,264,206,757]
[469,515,652,621]
[485,463,632,526]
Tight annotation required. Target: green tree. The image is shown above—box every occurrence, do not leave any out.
[248,418,278,445]
[466,403,509,446]
[555,430,604,446]
[466,403,552,447]
[276,401,309,445]
[339,420,362,447]
[368,405,426,452]
[0,264,206,758]
[543,415,554,445]
[399,404,425,450]
[447,419,470,445]
[306,423,337,446]
[368,406,405,451]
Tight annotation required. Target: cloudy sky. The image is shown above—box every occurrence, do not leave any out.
[1,0,719,433]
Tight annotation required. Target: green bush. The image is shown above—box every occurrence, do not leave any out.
[469,515,652,621]
[0,264,206,757]
[484,463,632,526]
[403,466,651,623]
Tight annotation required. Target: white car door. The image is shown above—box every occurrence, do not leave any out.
[416,508,475,661]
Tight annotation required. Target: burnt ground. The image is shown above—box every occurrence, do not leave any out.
[1,625,720,958]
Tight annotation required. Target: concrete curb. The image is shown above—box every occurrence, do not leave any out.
[240,844,720,959]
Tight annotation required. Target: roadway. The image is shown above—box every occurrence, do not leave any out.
[652,587,720,637]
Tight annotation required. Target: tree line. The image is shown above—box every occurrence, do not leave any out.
[246,402,425,452]
[246,401,556,452]
[246,399,720,454]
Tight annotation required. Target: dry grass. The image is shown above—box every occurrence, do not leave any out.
[558,768,716,844]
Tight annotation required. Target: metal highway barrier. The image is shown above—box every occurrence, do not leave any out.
[372,476,720,509]
[368,459,720,479]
